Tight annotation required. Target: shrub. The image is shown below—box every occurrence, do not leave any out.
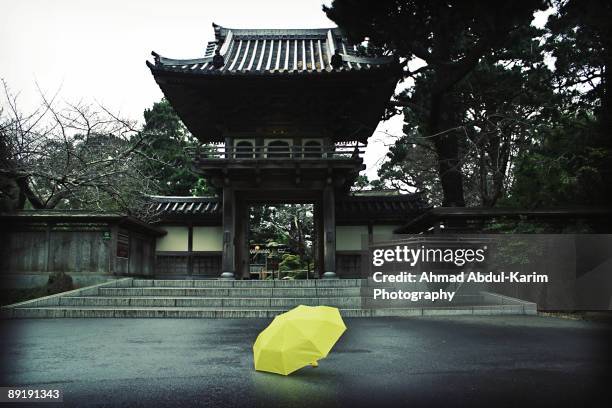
[279,254,302,272]
[47,272,73,295]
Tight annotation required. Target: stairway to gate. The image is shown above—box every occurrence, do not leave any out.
[1,278,536,318]
[2,278,367,318]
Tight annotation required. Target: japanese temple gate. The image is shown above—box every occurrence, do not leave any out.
[147,24,426,279]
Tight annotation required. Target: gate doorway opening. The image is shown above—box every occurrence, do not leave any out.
[248,203,316,280]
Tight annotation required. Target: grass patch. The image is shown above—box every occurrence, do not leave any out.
[0,287,49,306]
[1,272,75,306]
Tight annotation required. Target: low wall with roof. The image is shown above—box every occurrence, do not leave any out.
[0,212,164,288]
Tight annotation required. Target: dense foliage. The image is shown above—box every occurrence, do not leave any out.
[142,99,210,196]
[250,204,314,261]
[250,204,315,274]
[325,0,611,208]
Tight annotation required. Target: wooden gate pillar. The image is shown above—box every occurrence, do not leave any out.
[322,184,337,279]
[220,186,236,279]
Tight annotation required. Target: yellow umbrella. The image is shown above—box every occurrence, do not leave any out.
[253,305,347,375]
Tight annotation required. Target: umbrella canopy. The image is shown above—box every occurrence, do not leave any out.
[253,305,347,375]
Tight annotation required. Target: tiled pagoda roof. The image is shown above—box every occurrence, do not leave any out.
[147,23,395,76]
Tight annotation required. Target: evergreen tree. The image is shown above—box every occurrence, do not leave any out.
[325,0,547,206]
[142,99,211,196]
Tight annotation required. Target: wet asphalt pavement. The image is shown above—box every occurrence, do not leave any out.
[0,316,611,408]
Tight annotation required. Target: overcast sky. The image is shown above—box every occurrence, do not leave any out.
[0,1,552,182]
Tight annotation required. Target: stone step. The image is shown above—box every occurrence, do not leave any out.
[5,306,367,318]
[2,304,535,319]
[58,296,363,308]
[97,287,362,298]
[58,295,483,308]
[131,279,365,288]
[0,277,538,319]
[363,294,486,307]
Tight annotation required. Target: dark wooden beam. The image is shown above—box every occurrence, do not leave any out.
[220,187,236,279]
[322,185,337,279]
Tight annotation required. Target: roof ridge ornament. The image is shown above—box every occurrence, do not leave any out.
[326,29,335,63]
[212,22,223,39]
[331,49,343,70]
[218,29,233,56]
[213,49,224,69]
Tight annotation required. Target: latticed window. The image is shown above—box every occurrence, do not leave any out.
[303,140,322,158]
[235,140,254,158]
[117,233,129,258]
[267,140,291,158]
[192,255,221,276]
[337,254,361,278]
[155,255,188,275]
